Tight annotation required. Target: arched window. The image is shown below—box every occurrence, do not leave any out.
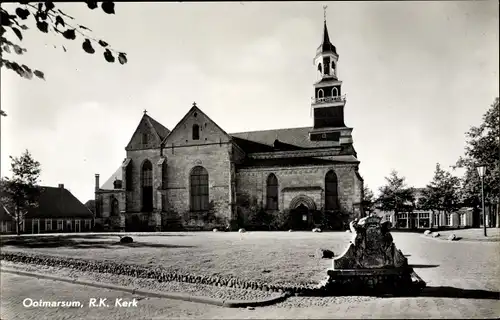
[266,173,279,210]
[161,160,168,189]
[325,170,339,211]
[192,124,200,140]
[141,160,153,212]
[110,198,119,216]
[317,89,324,99]
[190,166,209,211]
[332,87,339,97]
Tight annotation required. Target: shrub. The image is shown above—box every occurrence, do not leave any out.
[269,210,291,231]
[322,209,352,231]
[178,201,230,231]
[236,192,263,229]
[92,223,104,232]
[248,207,274,231]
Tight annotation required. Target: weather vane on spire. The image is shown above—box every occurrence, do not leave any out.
[323,5,328,22]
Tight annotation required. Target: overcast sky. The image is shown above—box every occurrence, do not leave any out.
[1,1,498,203]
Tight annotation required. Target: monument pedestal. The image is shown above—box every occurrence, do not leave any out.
[319,267,425,296]
[315,215,426,296]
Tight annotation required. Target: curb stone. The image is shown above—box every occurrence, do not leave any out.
[420,234,500,244]
[0,267,289,308]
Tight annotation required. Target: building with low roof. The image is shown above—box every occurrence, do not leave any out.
[374,188,478,230]
[0,184,93,234]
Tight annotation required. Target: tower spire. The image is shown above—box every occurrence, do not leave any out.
[310,6,347,139]
[317,5,336,56]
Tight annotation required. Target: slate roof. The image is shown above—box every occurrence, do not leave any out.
[84,199,96,214]
[100,166,123,190]
[101,105,358,190]
[125,113,171,151]
[230,127,341,151]
[0,186,93,220]
[146,114,170,141]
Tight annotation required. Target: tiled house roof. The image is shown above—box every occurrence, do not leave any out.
[84,199,96,215]
[0,186,93,220]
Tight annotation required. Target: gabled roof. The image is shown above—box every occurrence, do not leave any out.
[230,127,341,151]
[0,186,93,220]
[161,104,232,145]
[148,115,170,141]
[125,113,170,150]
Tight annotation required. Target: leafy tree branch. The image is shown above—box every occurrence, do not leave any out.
[0,1,127,81]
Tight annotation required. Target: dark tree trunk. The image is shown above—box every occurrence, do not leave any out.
[15,208,20,236]
[496,201,499,228]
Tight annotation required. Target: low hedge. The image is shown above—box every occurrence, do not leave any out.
[1,251,320,296]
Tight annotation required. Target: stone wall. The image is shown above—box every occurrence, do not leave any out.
[163,143,233,221]
[97,191,126,218]
[236,163,362,219]
[124,149,163,213]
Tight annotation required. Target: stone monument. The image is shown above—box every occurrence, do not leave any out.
[317,214,426,296]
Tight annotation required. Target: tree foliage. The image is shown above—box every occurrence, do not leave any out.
[455,97,499,206]
[0,149,41,235]
[362,185,375,213]
[419,163,461,214]
[0,1,127,81]
[376,170,415,214]
[455,97,499,226]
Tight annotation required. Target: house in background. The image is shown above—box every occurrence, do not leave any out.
[0,184,93,234]
[375,188,476,230]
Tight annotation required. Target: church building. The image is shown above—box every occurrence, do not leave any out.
[94,16,364,232]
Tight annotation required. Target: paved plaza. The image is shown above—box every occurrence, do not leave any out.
[1,232,499,319]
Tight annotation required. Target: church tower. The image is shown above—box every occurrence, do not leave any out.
[309,7,350,143]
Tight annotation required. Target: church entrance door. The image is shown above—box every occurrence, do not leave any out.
[291,204,310,230]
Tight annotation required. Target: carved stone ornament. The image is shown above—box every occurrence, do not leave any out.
[334,214,408,269]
